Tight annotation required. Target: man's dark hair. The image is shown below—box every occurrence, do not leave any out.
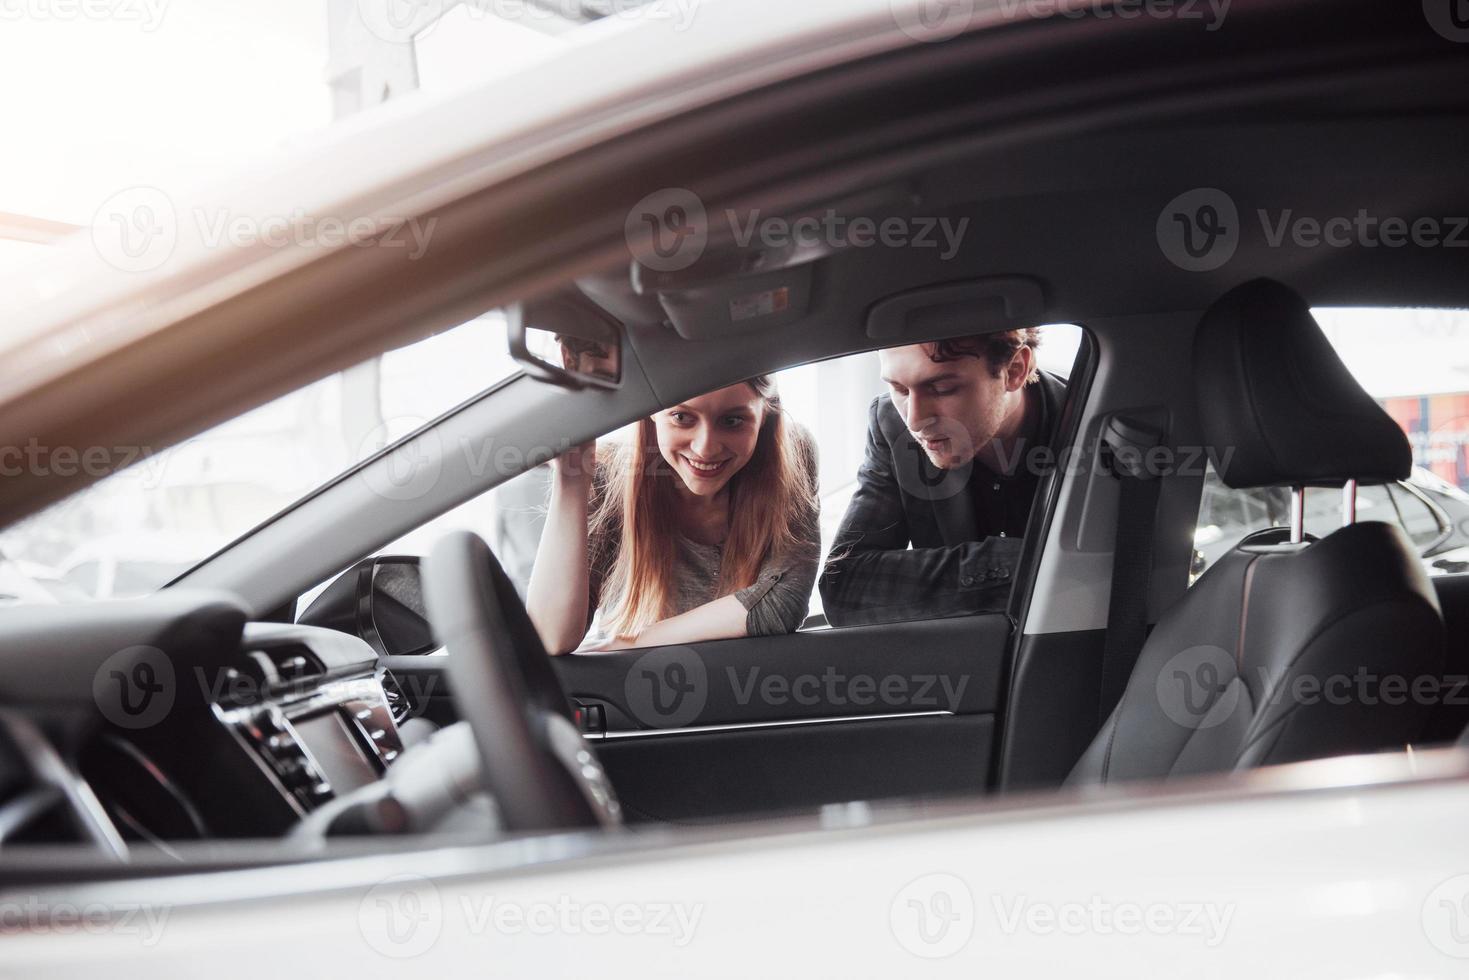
[922,327,1042,383]
[555,334,610,359]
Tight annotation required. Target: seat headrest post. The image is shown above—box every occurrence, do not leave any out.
[1342,479,1358,527]
[1289,486,1306,544]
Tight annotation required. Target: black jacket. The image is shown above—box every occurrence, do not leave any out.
[818,371,1068,627]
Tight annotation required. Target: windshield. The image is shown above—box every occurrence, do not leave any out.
[0,313,516,605]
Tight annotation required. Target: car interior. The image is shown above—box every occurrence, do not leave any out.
[1,0,1467,876]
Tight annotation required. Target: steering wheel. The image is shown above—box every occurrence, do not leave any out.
[422,531,621,832]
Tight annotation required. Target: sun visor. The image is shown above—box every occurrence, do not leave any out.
[652,264,813,340]
[628,183,916,340]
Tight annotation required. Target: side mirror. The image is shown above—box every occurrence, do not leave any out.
[298,556,437,657]
[508,292,623,390]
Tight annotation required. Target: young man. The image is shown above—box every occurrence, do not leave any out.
[818,328,1066,627]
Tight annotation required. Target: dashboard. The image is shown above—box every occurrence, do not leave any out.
[0,589,415,850]
[211,622,409,820]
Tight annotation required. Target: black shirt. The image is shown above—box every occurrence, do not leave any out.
[967,381,1053,540]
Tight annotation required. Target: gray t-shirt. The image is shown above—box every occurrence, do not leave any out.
[585,430,820,639]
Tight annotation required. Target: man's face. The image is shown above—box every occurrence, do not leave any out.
[880,344,1016,470]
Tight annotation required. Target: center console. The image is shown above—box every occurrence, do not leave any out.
[213,626,409,816]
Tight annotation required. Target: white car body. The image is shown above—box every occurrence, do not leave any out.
[7,754,1469,975]
[2,1,1466,975]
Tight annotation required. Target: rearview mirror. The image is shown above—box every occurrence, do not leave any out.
[298,556,437,657]
[508,292,623,390]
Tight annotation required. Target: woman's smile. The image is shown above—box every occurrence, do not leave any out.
[681,454,732,478]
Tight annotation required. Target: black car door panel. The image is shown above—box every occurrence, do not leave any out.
[551,613,1009,732]
[595,713,995,823]
[394,613,1012,821]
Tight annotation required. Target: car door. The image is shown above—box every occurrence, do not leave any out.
[549,611,1011,822]
[380,335,1086,822]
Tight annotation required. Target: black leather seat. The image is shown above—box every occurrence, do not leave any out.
[1068,279,1444,785]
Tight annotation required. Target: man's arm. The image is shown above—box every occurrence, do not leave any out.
[818,397,1019,627]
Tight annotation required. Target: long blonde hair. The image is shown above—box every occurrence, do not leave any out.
[590,376,816,639]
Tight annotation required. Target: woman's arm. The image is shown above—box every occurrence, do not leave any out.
[592,593,749,650]
[526,442,596,655]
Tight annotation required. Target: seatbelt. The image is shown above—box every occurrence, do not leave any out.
[1098,414,1165,725]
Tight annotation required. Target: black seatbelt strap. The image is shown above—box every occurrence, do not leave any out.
[1098,414,1165,725]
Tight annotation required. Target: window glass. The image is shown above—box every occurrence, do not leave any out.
[1189,307,1469,582]
[366,325,1085,646]
[1390,486,1448,550]
[0,313,517,605]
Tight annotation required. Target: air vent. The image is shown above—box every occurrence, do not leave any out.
[380,669,412,724]
[260,644,325,685]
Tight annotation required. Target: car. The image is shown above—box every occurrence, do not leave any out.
[3,0,1469,975]
[54,533,198,601]
[1193,465,1469,579]
[0,554,84,607]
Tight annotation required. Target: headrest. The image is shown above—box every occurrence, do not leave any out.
[1193,279,1411,489]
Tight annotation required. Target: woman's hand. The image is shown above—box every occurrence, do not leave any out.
[553,438,596,487]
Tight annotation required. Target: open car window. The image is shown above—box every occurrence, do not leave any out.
[361,325,1085,637]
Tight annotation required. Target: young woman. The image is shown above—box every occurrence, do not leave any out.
[526,376,820,654]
